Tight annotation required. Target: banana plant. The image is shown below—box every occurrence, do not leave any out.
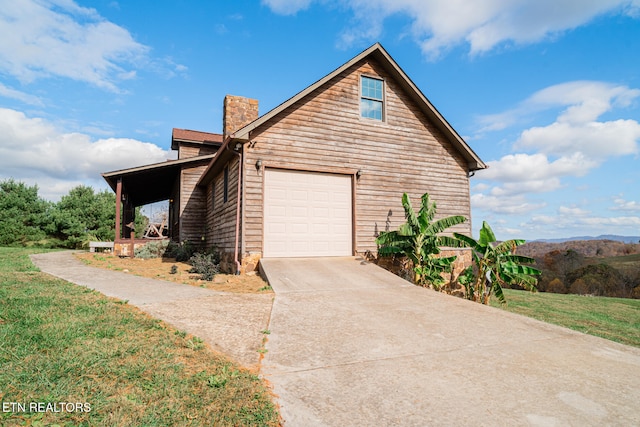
[376,193,467,289]
[454,221,541,304]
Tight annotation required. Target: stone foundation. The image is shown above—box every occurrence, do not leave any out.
[114,240,150,257]
[370,248,473,294]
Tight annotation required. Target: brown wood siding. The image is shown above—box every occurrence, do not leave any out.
[179,142,219,159]
[179,164,208,247]
[243,58,471,256]
[205,156,240,254]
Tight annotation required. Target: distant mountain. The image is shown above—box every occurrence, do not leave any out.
[533,235,640,244]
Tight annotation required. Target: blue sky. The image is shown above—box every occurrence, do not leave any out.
[1,0,639,240]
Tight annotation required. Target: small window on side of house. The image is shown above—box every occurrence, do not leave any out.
[360,75,384,121]
[223,165,229,203]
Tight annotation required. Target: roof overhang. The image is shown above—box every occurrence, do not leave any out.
[232,43,487,171]
[171,128,224,150]
[198,137,241,187]
[102,154,216,206]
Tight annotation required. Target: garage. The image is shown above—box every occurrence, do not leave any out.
[263,169,353,257]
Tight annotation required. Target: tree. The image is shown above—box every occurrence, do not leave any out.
[547,278,567,294]
[0,179,50,246]
[48,186,117,248]
[376,193,467,289]
[454,221,541,304]
[565,264,626,297]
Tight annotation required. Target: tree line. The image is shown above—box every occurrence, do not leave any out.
[0,179,143,248]
[517,242,640,299]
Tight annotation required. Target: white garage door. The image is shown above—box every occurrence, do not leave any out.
[264,169,352,257]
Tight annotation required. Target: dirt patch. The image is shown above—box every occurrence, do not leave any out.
[75,252,272,294]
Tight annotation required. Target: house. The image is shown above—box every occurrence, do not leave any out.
[103,43,486,272]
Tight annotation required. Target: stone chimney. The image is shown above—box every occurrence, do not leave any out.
[223,95,259,137]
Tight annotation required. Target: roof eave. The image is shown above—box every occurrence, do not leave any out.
[197,135,249,187]
[231,43,486,171]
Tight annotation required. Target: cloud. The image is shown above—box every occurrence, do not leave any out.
[517,120,640,158]
[262,0,313,15]
[477,81,640,132]
[558,206,590,216]
[263,0,639,57]
[473,81,640,208]
[520,213,640,237]
[471,193,545,215]
[612,196,640,212]
[0,108,173,200]
[0,83,45,106]
[0,0,149,92]
[471,80,640,229]
[478,152,597,183]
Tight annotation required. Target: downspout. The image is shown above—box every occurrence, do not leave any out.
[227,140,243,275]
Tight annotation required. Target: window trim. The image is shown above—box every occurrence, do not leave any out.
[360,74,385,121]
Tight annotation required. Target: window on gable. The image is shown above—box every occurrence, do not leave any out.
[360,75,384,121]
[223,165,229,203]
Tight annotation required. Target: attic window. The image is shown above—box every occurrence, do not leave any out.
[360,75,384,121]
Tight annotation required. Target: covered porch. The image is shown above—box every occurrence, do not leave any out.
[102,154,215,256]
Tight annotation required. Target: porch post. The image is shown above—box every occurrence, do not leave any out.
[115,178,122,241]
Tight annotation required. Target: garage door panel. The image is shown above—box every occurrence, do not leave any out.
[264,169,352,258]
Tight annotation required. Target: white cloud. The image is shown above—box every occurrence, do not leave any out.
[477,152,596,183]
[0,0,149,92]
[558,206,589,216]
[612,197,640,212]
[264,0,639,57]
[517,120,640,158]
[472,81,640,213]
[0,83,44,106]
[478,81,640,133]
[578,216,640,226]
[515,212,640,239]
[471,193,545,215]
[262,0,313,15]
[0,108,172,200]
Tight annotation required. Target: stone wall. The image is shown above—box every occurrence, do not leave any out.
[223,95,259,136]
[372,248,473,295]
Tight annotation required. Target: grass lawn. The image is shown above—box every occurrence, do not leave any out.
[0,247,279,426]
[491,289,640,348]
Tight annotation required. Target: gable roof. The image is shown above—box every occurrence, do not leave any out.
[171,128,223,150]
[231,42,486,171]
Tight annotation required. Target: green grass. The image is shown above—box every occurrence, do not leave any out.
[0,247,279,426]
[491,289,640,347]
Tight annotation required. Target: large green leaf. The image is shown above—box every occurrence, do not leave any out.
[453,233,479,250]
[427,215,467,236]
[478,221,496,247]
[401,193,419,231]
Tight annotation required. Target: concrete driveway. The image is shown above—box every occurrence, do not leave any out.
[259,257,640,426]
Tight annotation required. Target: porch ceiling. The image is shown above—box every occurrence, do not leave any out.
[102,155,215,207]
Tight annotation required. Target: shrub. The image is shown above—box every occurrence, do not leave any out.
[189,252,220,281]
[135,240,170,259]
[165,240,195,262]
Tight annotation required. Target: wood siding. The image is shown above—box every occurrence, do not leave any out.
[179,142,219,160]
[179,164,208,247]
[242,58,471,257]
[205,156,240,255]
